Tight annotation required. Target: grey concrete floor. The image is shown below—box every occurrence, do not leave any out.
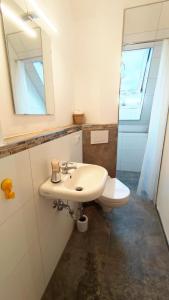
[42,172,169,300]
[116,170,140,193]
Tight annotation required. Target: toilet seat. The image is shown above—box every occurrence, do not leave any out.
[97,177,130,211]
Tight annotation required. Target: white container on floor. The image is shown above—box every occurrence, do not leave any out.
[76,215,88,232]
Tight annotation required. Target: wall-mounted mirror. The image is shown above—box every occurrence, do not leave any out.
[0,0,55,115]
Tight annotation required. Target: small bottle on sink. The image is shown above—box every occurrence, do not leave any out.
[51,160,61,183]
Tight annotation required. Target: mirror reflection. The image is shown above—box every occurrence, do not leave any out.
[1,0,48,114]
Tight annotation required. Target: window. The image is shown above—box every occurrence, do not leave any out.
[33,61,44,83]
[119,48,153,121]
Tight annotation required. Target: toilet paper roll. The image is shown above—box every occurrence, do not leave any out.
[76,215,88,232]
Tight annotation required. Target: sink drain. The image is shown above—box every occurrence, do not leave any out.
[75,186,83,191]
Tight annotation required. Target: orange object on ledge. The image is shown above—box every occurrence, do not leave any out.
[1,178,15,200]
[73,113,85,125]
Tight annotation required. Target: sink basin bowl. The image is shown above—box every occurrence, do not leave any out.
[39,163,108,202]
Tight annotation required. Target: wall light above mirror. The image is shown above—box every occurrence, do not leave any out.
[0,0,55,115]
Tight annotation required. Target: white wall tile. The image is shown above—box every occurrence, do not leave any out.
[156,28,169,40]
[123,31,157,45]
[41,209,74,285]
[0,198,38,281]
[0,237,44,300]
[17,239,44,300]
[124,4,162,35]
[29,132,82,287]
[29,132,82,234]
[0,267,23,300]
[158,2,169,30]
[0,132,82,298]
[0,151,33,225]
[117,133,147,172]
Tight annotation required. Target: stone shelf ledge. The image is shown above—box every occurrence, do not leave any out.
[0,125,81,159]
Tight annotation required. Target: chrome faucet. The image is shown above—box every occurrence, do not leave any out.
[61,161,77,174]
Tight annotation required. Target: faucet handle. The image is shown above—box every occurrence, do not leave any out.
[61,161,69,167]
[62,161,74,166]
[51,160,60,172]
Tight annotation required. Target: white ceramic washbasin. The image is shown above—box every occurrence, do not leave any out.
[39,163,108,202]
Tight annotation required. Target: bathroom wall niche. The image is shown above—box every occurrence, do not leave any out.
[117,1,169,198]
[1,0,55,115]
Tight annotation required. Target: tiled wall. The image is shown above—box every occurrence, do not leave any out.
[0,131,82,300]
[124,2,169,45]
[117,132,147,172]
[83,124,118,178]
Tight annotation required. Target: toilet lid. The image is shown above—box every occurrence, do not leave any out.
[102,177,130,201]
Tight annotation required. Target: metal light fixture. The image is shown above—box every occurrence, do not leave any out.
[26,0,58,34]
[0,3,37,38]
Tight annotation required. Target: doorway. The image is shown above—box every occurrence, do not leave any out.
[116,42,162,197]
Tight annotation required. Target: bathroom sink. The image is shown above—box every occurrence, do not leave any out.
[39,163,108,202]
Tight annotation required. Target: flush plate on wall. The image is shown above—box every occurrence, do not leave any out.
[90,130,109,144]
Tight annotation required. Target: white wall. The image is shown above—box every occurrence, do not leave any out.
[0,0,75,137]
[117,132,147,172]
[71,0,163,124]
[0,131,82,299]
[0,0,164,137]
[157,115,169,243]
[124,1,169,44]
[72,0,124,124]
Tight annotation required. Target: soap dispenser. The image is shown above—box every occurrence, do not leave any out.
[51,160,61,183]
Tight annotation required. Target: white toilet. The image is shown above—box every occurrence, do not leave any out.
[97,177,130,212]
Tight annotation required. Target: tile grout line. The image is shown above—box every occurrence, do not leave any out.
[27,148,46,290]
